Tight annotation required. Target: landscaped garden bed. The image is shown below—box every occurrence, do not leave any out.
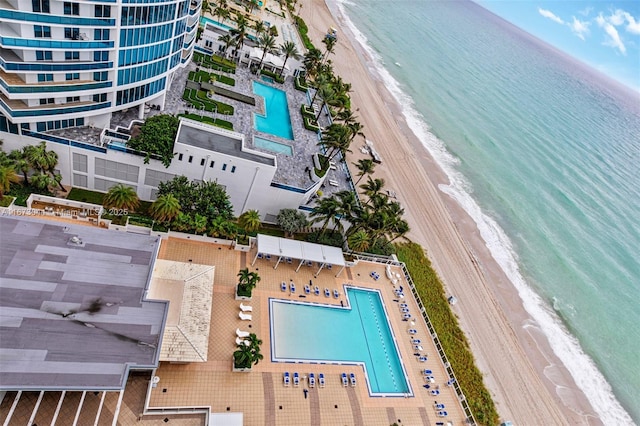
[189,70,235,87]
[178,113,233,130]
[193,51,236,74]
[183,88,235,114]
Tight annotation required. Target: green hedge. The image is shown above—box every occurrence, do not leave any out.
[293,15,315,50]
[178,113,233,131]
[183,88,235,115]
[189,70,235,86]
[396,242,499,425]
[302,114,320,132]
[193,51,236,73]
[300,104,315,117]
[259,69,285,84]
[295,76,308,92]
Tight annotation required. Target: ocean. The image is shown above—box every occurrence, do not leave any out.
[332,0,640,423]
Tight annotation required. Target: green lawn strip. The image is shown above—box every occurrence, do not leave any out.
[183,88,234,115]
[189,70,235,87]
[395,242,499,426]
[178,113,233,131]
[67,188,105,205]
[193,52,236,73]
[295,76,309,92]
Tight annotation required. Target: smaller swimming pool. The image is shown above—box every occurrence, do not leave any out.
[261,75,275,83]
[254,136,293,156]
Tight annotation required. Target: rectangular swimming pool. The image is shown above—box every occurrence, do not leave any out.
[254,136,293,156]
[253,81,294,140]
[270,287,411,396]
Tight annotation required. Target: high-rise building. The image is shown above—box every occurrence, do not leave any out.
[0,0,200,134]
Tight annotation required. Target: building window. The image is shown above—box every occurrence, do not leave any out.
[92,93,107,103]
[34,25,51,38]
[188,155,193,163]
[73,174,88,188]
[209,160,215,168]
[72,153,87,173]
[63,2,79,15]
[93,72,108,82]
[32,0,50,13]
[66,96,80,102]
[37,74,53,82]
[231,166,236,173]
[36,51,52,61]
[178,153,183,161]
[95,158,139,183]
[93,51,109,62]
[222,164,227,171]
[39,98,54,105]
[65,51,80,60]
[64,27,80,40]
[95,5,111,18]
[65,73,80,81]
[200,158,205,166]
[94,29,110,41]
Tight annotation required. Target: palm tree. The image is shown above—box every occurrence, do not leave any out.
[314,85,335,122]
[252,19,266,36]
[193,213,208,234]
[353,159,375,185]
[231,12,248,53]
[256,33,276,70]
[318,124,352,161]
[360,177,385,198]
[322,32,337,64]
[0,165,19,200]
[218,34,235,59]
[348,229,371,252]
[303,48,323,80]
[103,183,140,211]
[278,41,300,77]
[29,172,55,192]
[201,0,213,16]
[233,343,253,368]
[238,209,261,234]
[237,267,260,296]
[309,197,340,237]
[149,194,181,222]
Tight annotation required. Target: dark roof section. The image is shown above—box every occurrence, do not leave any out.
[176,122,276,166]
[0,216,168,391]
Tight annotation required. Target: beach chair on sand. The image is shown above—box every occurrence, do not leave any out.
[349,373,356,387]
[283,372,290,387]
[318,373,325,388]
[341,373,348,387]
[309,373,316,388]
[293,372,300,387]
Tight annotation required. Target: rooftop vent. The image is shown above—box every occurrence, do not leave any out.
[68,235,85,247]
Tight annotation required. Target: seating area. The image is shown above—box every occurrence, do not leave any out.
[282,371,328,389]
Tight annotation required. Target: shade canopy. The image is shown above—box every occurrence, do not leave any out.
[254,234,345,274]
[248,47,290,70]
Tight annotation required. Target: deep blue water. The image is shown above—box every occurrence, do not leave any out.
[334,0,639,422]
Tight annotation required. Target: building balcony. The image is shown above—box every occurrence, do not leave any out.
[0,37,114,49]
[0,72,112,94]
[0,8,116,27]
[0,94,111,118]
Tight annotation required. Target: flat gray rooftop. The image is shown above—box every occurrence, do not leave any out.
[177,123,275,166]
[0,216,168,391]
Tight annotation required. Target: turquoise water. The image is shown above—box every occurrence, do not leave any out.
[270,288,410,394]
[261,75,275,83]
[253,81,294,140]
[336,0,639,422]
[254,136,293,156]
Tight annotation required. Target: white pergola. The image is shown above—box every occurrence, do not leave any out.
[247,47,291,76]
[251,234,346,277]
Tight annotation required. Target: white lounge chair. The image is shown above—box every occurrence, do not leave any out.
[309,373,316,388]
[293,372,300,387]
[239,302,253,312]
[239,311,252,321]
[236,337,249,346]
[318,373,325,388]
[236,328,250,338]
[283,372,290,387]
[349,373,356,387]
[341,373,348,387]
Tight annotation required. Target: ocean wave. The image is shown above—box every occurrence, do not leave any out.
[331,0,633,423]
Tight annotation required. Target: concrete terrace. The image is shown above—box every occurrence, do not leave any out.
[146,237,466,425]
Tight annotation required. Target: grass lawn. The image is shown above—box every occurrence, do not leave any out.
[183,88,234,115]
[193,52,236,74]
[67,187,105,205]
[0,196,15,207]
[178,113,233,130]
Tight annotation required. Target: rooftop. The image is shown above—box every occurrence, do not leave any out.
[0,216,168,390]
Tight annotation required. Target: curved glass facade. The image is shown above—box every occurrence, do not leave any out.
[0,0,198,129]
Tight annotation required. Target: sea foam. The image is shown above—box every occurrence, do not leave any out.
[330,0,634,423]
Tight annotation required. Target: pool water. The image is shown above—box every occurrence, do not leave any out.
[270,287,410,395]
[261,75,275,83]
[254,136,293,156]
[253,81,294,140]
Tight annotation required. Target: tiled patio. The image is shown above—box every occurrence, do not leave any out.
[146,237,466,425]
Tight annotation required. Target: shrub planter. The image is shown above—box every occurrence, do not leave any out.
[232,361,252,373]
[235,284,252,301]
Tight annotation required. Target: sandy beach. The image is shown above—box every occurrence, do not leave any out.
[299,0,601,424]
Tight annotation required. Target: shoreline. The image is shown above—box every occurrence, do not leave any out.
[299,0,601,424]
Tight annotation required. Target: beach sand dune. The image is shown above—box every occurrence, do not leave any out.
[299,1,601,424]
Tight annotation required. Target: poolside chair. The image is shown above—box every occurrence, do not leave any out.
[414,345,423,351]
[401,307,410,313]
[447,378,456,386]
[425,376,435,383]
[286,257,292,264]
[239,311,252,321]
[307,261,313,267]
[281,282,287,291]
[434,403,446,410]
[408,329,417,334]
[308,373,316,388]
[236,337,249,346]
[314,286,320,296]
[400,303,408,308]
[293,372,300,387]
[265,254,271,260]
[418,356,428,362]
[257,253,263,259]
[304,284,311,294]
[423,369,433,375]
[283,372,290,387]
[430,389,440,396]
[290,282,296,293]
[437,411,448,417]
[333,289,340,299]
[318,373,325,388]
[412,339,422,345]
[239,302,253,312]
[236,328,250,338]
[341,373,348,387]
[403,313,412,320]
[324,288,331,297]
[349,373,356,387]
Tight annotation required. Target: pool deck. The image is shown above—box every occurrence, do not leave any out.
[148,237,466,425]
